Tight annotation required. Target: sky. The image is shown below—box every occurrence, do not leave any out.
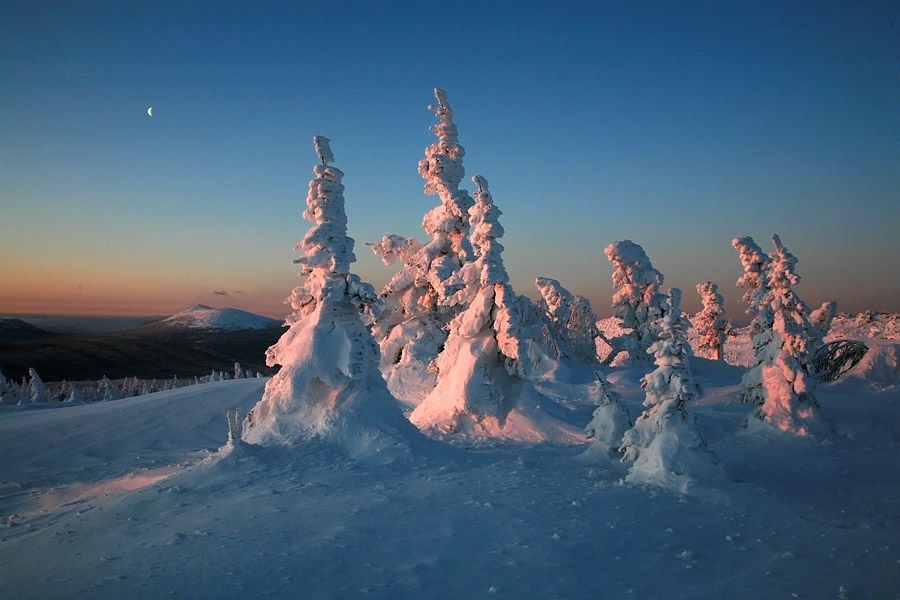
[1,1,898,321]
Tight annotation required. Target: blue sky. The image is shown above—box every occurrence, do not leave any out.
[1,1,898,319]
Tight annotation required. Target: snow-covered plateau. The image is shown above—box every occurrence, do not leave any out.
[0,314,897,599]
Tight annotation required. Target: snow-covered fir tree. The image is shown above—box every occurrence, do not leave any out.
[733,236,771,332]
[410,175,533,434]
[601,240,667,366]
[747,235,824,435]
[733,236,775,405]
[694,281,730,360]
[98,375,118,401]
[582,371,631,461]
[27,368,51,403]
[242,137,416,457]
[618,289,718,492]
[534,277,601,364]
[0,369,19,405]
[370,88,477,406]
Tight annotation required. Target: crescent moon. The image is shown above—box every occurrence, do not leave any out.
[147,107,153,117]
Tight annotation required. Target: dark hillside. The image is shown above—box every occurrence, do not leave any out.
[0,322,285,382]
[0,319,57,342]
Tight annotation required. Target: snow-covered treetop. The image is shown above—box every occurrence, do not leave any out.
[604,240,664,290]
[313,135,334,165]
[469,175,508,286]
[768,234,801,291]
[535,277,573,325]
[418,87,475,227]
[288,137,377,317]
[294,139,355,277]
[732,236,771,307]
[696,281,724,313]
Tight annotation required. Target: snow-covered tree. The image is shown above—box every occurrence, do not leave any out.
[0,369,21,405]
[410,175,533,433]
[748,235,823,435]
[733,236,775,405]
[809,300,838,351]
[601,240,667,366]
[370,89,477,405]
[582,371,631,461]
[694,281,730,360]
[242,137,416,457]
[618,289,717,492]
[98,375,118,401]
[732,236,771,332]
[28,368,51,403]
[534,276,600,364]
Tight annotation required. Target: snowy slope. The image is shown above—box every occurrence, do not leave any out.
[0,321,898,599]
[162,304,281,331]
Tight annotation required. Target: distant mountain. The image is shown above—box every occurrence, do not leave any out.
[0,314,285,382]
[161,305,281,331]
[0,319,56,342]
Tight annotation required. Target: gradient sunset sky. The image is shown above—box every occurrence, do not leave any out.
[2,1,898,320]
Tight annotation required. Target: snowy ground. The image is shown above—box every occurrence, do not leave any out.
[0,316,897,599]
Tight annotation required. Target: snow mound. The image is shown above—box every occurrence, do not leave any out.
[162,305,280,331]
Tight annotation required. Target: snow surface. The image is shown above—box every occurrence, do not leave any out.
[162,304,281,331]
[0,315,897,599]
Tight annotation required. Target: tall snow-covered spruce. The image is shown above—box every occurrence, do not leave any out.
[618,289,719,493]
[752,235,824,435]
[733,236,775,405]
[241,137,417,459]
[369,88,478,406]
[734,234,826,436]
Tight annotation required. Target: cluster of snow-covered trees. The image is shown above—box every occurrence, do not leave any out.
[0,362,259,405]
[239,88,843,491]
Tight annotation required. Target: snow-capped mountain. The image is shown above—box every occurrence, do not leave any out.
[162,305,281,331]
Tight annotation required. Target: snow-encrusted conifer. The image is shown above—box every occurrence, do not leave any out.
[733,236,771,332]
[370,89,477,405]
[28,368,51,403]
[601,240,667,365]
[694,281,730,360]
[0,369,21,405]
[242,137,416,457]
[535,277,600,363]
[749,235,823,435]
[733,236,775,405]
[618,289,717,492]
[410,175,532,433]
[582,371,631,460]
[809,301,837,351]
